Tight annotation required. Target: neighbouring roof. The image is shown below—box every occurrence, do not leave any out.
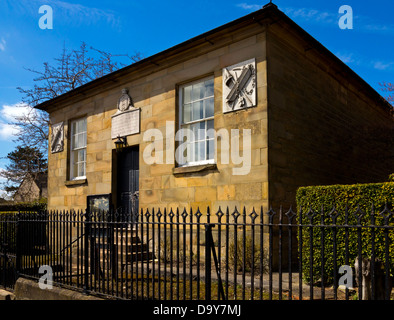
[35,2,393,116]
[18,172,48,191]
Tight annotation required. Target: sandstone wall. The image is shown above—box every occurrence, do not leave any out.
[266,22,394,210]
[47,25,269,216]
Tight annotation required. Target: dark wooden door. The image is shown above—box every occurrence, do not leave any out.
[117,146,139,220]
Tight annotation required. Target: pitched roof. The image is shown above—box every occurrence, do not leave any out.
[17,172,48,190]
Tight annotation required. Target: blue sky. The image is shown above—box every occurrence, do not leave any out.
[0,0,393,181]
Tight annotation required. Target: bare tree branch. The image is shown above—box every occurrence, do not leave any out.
[379,82,394,106]
[2,42,142,197]
[13,42,142,154]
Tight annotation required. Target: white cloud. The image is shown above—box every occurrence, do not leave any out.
[237,4,394,35]
[334,52,394,72]
[284,6,394,35]
[335,52,364,66]
[236,3,261,11]
[336,52,355,64]
[1,103,31,121]
[0,168,7,183]
[364,24,389,32]
[0,103,31,141]
[0,38,6,51]
[356,16,394,35]
[237,4,338,26]
[283,7,336,25]
[0,123,18,141]
[0,169,11,199]
[236,3,337,24]
[3,0,119,27]
[373,61,393,71]
[51,0,119,26]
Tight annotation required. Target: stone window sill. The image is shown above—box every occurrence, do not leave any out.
[173,164,217,175]
[65,178,87,187]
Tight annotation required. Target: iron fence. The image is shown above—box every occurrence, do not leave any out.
[0,204,393,300]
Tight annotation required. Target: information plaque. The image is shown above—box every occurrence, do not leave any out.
[111,108,140,139]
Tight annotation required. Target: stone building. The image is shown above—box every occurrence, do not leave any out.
[36,3,393,218]
[14,172,48,203]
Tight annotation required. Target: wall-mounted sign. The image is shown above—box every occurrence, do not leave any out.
[87,194,111,213]
[51,122,64,153]
[222,58,256,113]
[111,108,140,139]
[111,88,140,139]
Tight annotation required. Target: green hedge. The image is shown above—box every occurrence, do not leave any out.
[0,198,47,213]
[296,181,394,285]
[0,199,47,254]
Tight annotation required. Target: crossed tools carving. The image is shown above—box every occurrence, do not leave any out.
[224,63,255,110]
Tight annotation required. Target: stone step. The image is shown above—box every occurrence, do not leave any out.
[88,227,155,264]
[92,234,142,245]
[129,243,149,252]
[127,251,155,262]
[94,243,150,255]
[87,250,155,265]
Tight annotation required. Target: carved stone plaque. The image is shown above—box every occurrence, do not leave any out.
[111,108,140,139]
[222,58,256,113]
[51,122,64,153]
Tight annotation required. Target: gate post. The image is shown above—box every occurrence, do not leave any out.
[1,216,7,287]
[205,224,214,300]
[84,209,90,293]
[15,212,21,276]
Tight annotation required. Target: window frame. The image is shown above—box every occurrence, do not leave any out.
[69,117,87,180]
[178,76,215,167]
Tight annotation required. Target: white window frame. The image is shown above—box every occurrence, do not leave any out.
[70,118,87,180]
[178,76,215,167]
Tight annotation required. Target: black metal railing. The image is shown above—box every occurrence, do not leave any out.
[0,212,18,290]
[0,204,393,300]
